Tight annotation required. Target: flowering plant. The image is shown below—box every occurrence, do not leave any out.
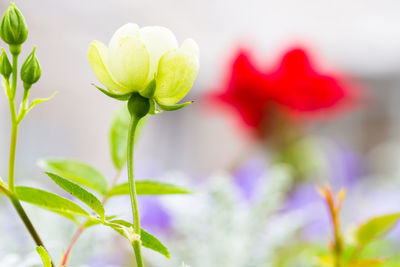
[0,3,198,267]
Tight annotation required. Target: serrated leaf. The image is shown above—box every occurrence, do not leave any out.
[38,158,108,195]
[156,100,193,111]
[108,180,192,196]
[36,246,52,267]
[109,106,147,170]
[92,83,132,100]
[15,186,89,217]
[109,219,170,258]
[356,213,400,246]
[46,172,105,217]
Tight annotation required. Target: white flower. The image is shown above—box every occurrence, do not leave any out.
[88,23,199,106]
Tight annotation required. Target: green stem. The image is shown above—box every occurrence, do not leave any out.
[9,194,46,247]
[4,51,54,266]
[8,122,18,191]
[11,52,18,99]
[127,115,144,267]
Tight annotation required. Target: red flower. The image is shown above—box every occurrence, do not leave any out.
[212,47,360,137]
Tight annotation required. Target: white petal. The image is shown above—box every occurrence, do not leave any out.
[108,36,150,91]
[181,38,199,59]
[139,26,178,82]
[155,48,199,105]
[87,41,128,94]
[109,23,140,52]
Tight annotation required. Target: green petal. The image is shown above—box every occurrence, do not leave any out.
[155,39,199,105]
[87,41,128,94]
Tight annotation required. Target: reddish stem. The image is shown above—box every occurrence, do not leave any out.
[61,223,85,266]
[60,170,122,266]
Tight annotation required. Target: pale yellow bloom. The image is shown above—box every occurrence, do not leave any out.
[88,23,199,105]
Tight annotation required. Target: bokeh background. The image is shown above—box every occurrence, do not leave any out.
[1,0,400,266]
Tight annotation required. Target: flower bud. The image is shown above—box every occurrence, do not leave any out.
[128,93,150,119]
[20,47,41,87]
[0,48,12,79]
[0,3,28,47]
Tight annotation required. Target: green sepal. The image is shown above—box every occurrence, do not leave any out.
[139,79,156,98]
[148,98,162,115]
[156,99,194,111]
[91,83,132,101]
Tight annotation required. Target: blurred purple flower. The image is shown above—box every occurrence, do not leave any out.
[233,155,265,200]
[139,197,171,232]
[326,144,365,187]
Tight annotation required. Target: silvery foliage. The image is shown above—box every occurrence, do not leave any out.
[146,164,310,267]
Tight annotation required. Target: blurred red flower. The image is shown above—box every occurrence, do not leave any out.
[212,47,360,137]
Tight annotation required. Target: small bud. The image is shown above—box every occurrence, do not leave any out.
[21,47,41,87]
[0,48,12,79]
[0,3,28,47]
[128,93,150,119]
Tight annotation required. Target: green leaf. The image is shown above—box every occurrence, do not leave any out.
[109,105,130,170]
[18,92,57,123]
[108,180,192,196]
[46,172,105,217]
[36,246,52,267]
[15,186,89,217]
[156,100,193,111]
[38,158,108,195]
[109,219,170,258]
[109,106,147,170]
[141,228,170,259]
[27,91,57,114]
[356,213,400,246]
[92,83,131,100]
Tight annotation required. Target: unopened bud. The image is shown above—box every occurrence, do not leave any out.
[0,3,28,48]
[0,48,12,79]
[21,47,41,88]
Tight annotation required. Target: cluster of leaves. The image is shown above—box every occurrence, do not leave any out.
[2,105,192,265]
[318,187,400,267]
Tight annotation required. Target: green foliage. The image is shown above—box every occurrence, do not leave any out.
[109,105,146,170]
[108,180,192,196]
[36,246,52,267]
[38,158,108,194]
[46,172,105,217]
[15,186,89,217]
[108,219,170,258]
[356,213,400,247]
